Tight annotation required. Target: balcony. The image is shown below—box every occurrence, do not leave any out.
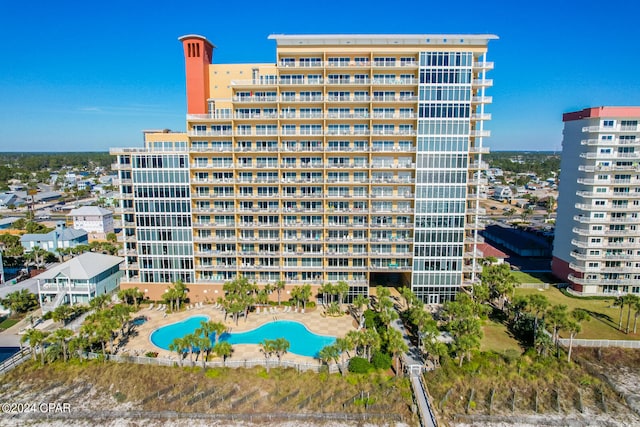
[582,124,640,133]
[568,274,640,287]
[578,164,640,173]
[580,152,640,160]
[581,137,640,146]
[473,61,494,70]
[471,96,492,104]
[232,96,278,103]
[188,130,233,137]
[470,129,491,138]
[469,146,490,154]
[111,163,132,170]
[472,79,493,87]
[571,238,640,249]
[471,113,492,121]
[577,190,640,199]
[468,161,489,170]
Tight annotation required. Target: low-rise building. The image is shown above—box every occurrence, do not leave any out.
[67,206,114,239]
[36,252,124,313]
[20,223,88,253]
[492,185,513,201]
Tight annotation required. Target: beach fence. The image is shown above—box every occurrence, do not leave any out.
[83,352,344,374]
[0,348,32,375]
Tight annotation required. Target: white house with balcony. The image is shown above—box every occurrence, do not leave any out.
[36,252,124,313]
[67,206,114,239]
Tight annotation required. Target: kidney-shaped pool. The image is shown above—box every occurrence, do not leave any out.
[150,316,336,358]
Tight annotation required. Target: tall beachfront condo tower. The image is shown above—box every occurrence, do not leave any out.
[552,107,640,296]
[111,34,497,304]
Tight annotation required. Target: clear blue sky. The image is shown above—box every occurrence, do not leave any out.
[1,0,638,152]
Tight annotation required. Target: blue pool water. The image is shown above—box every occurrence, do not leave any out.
[132,316,148,326]
[150,315,209,350]
[150,317,335,358]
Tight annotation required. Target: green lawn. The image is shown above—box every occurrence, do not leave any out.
[0,317,19,331]
[481,319,522,353]
[515,286,639,341]
[511,271,559,284]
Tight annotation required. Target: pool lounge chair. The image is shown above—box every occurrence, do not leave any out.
[148,303,154,311]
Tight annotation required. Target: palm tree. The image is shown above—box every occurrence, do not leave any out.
[21,328,45,361]
[195,336,211,371]
[345,330,365,358]
[290,286,301,312]
[90,294,111,311]
[633,298,640,334]
[362,328,381,361]
[169,337,187,367]
[173,280,188,311]
[534,331,553,357]
[351,294,368,326]
[335,280,350,310]
[527,294,550,339]
[213,341,233,366]
[51,328,74,362]
[299,284,311,313]
[68,334,89,361]
[624,294,639,334]
[272,337,290,367]
[260,339,275,372]
[318,344,339,370]
[184,333,200,367]
[545,304,568,344]
[275,280,285,306]
[319,283,333,306]
[613,296,625,331]
[51,305,73,325]
[566,309,589,363]
[386,328,408,376]
[334,337,352,375]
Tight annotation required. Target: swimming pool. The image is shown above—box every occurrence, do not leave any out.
[149,315,209,350]
[132,316,148,326]
[150,317,335,358]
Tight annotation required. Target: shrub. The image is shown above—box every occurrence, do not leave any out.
[144,351,158,358]
[371,351,392,370]
[348,357,373,374]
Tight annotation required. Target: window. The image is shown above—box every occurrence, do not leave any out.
[603,120,614,127]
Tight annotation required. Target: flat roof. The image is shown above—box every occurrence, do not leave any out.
[563,106,640,122]
[268,34,498,46]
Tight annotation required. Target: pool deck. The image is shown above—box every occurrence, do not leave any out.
[121,304,357,364]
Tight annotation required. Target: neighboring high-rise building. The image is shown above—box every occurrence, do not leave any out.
[553,107,640,295]
[111,33,496,303]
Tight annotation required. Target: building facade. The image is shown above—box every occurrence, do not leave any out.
[68,206,115,239]
[20,223,88,253]
[111,34,496,303]
[552,107,640,295]
[37,252,123,313]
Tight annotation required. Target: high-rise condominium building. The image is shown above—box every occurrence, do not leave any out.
[552,107,640,295]
[111,33,496,303]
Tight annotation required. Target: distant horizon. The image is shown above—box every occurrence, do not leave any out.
[0,149,562,154]
[2,1,639,151]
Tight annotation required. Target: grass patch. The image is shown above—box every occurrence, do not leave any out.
[515,286,639,341]
[424,350,628,422]
[1,360,417,423]
[511,271,558,284]
[0,317,19,330]
[481,319,522,353]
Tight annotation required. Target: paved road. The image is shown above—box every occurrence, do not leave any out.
[0,276,40,300]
